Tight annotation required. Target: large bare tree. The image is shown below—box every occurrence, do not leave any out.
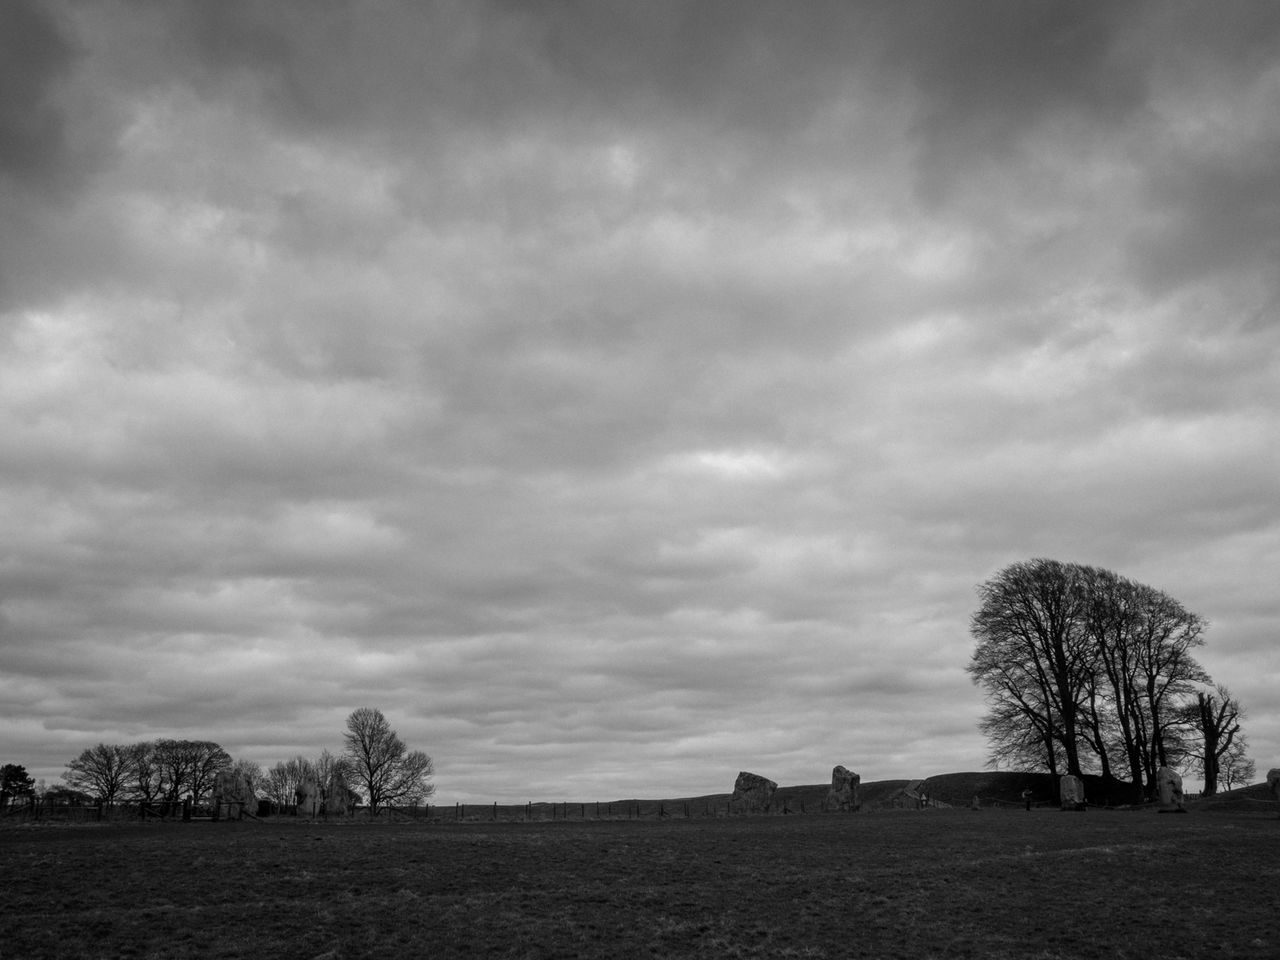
[63,743,133,803]
[971,558,1220,793]
[342,707,434,814]
[969,558,1093,777]
[1186,685,1247,796]
[152,739,231,804]
[265,756,316,810]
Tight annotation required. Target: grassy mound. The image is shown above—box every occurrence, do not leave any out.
[921,771,1145,808]
[1188,781,1278,813]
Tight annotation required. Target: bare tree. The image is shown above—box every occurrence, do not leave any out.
[152,739,231,804]
[227,758,264,796]
[1081,566,1149,785]
[972,558,1219,793]
[969,559,1093,777]
[64,743,133,803]
[126,742,163,805]
[314,748,359,805]
[265,756,315,810]
[1131,589,1208,784]
[1186,685,1246,795]
[342,707,434,814]
[1217,738,1255,792]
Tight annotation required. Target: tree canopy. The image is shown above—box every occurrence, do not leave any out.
[343,707,435,814]
[49,710,437,815]
[969,558,1248,794]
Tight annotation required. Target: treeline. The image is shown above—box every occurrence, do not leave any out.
[55,707,434,814]
[63,739,236,806]
[969,558,1253,795]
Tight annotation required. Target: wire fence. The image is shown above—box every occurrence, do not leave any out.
[5,790,1274,825]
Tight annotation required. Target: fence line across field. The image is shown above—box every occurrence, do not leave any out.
[4,792,1275,824]
[0,796,825,823]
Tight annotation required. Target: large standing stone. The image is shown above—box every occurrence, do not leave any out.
[1059,774,1085,811]
[824,765,861,812]
[296,777,322,818]
[1267,768,1280,802]
[1156,765,1186,812]
[323,780,360,816]
[211,770,257,821]
[732,771,777,814]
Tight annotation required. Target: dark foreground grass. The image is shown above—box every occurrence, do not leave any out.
[1,808,1277,959]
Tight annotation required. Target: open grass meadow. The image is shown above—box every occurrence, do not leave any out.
[2,799,1277,960]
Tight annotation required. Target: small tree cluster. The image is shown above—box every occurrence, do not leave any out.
[969,558,1252,795]
[263,749,354,809]
[55,708,434,813]
[63,739,232,805]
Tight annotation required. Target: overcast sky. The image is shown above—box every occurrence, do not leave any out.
[2,1,1277,803]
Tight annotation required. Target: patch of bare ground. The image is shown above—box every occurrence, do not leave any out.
[1,809,1277,958]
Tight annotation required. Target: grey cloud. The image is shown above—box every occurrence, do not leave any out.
[0,0,78,190]
[1131,147,1280,293]
[2,0,1278,801]
[894,1,1147,204]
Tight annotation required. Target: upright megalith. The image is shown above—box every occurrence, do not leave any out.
[1156,765,1186,813]
[296,777,322,818]
[732,771,777,814]
[211,769,257,821]
[824,765,860,812]
[324,782,360,817]
[1059,774,1085,811]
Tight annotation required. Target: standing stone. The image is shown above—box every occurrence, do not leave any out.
[211,770,257,821]
[824,765,861,812]
[1059,774,1085,811]
[1156,765,1185,812]
[1268,768,1280,802]
[324,781,360,817]
[296,777,322,818]
[731,771,777,814]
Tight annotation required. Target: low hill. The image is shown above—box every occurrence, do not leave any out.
[448,772,1188,820]
[662,772,1147,813]
[921,771,1144,808]
[621,779,920,814]
[1187,781,1276,812]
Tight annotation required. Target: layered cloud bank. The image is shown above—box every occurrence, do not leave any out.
[2,1,1278,800]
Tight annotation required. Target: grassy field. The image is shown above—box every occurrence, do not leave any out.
[2,804,1277,960]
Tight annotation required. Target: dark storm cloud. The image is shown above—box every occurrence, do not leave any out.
[0,0,78,190]
[901,1,1148,203]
